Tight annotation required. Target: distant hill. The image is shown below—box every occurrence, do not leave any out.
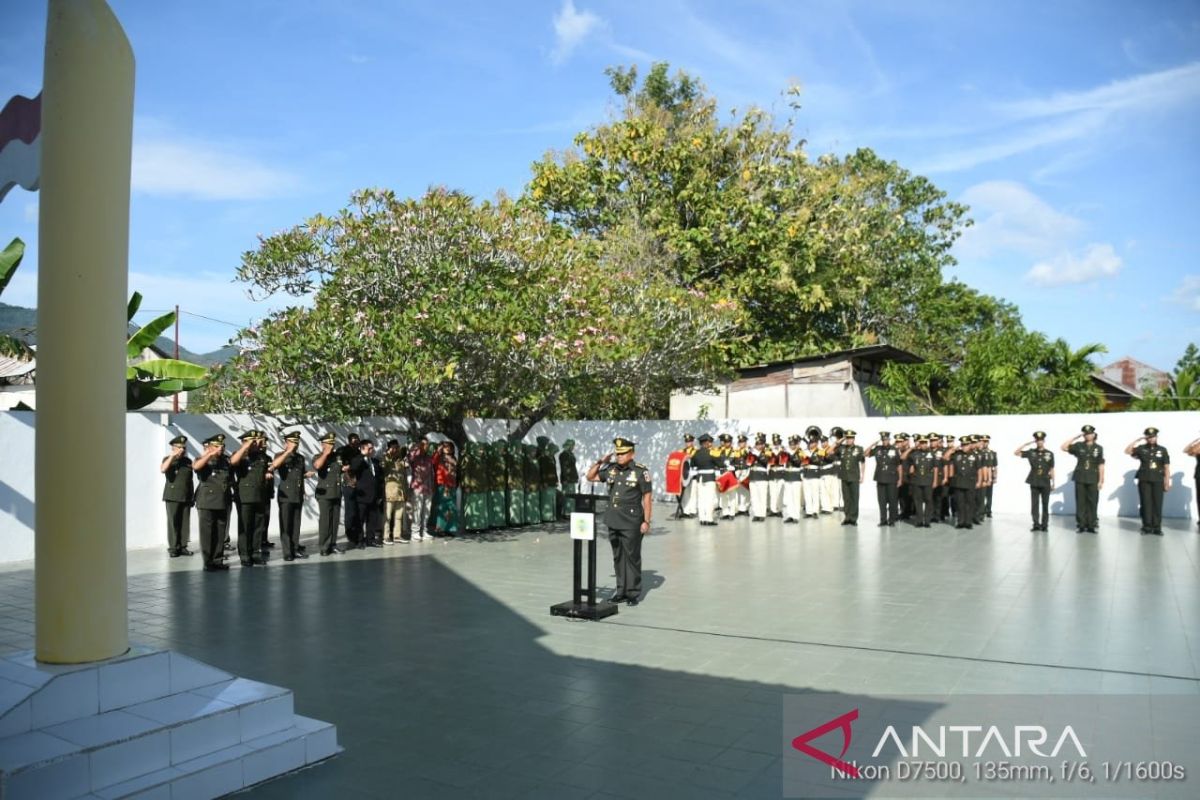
[0,302,235,365]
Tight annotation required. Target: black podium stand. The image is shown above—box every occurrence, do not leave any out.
[550,493,618,621]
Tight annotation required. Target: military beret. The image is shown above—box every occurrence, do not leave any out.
[879,431,891,438]
[719,433,732,442]
[842,429,856,437]
[1144,427,1159,437]
[238,430,256,442]
[203,433,226,446]
[982,435,991,441]
[1033,431,1046,440]
[946,434,957,442]
[536,435,550,446]
[915,436,928,444]
[613,437,636,454]
[960,435,973,444]
[699,433,713,443]
[683,433,695,442]
[1081,425,1095,434]
[927,432,940,439]
[320,432,337,445]
[563,439,575,448]
[896,433,910,441]
[283,430,302,443]
[169,435,187,447]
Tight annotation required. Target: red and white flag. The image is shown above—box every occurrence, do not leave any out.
[0,92,41,204]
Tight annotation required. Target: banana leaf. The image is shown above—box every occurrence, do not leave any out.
[0,238,23,296]
[126,310,177,359]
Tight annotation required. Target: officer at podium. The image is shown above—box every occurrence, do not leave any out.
[586,437,652,607]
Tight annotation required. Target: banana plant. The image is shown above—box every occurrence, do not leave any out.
[126,291,209,410]
[0,237,34,360]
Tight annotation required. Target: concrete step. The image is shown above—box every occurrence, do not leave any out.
[0,652,338,800]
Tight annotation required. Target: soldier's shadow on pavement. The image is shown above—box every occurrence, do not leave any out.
[147,555,939,799]
[1164,471,1191,519]
[1109,470,1141,517]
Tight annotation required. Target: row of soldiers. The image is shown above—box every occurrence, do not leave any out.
[161,430,585,571]
[675,428,1002,530]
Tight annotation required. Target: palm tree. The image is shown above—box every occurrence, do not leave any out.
[1133,365,1200,411]
[1040,338,1107,412]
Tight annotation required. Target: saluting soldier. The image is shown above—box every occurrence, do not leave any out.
[894,433,913,520]
[192,433,231,571]
[1063,425,1104,533]
[1014,432,1054,532]
[945,435,979,530]
[313,432,343,556]
[980,435,997,519]
[835,430,865,526]
[537,437,559,523]
[161,434,194,557]
[903,436,938,528]
[272,430,308,560]
[865,432,902,526]
[586,437,653,607]
[928,433,947,523]
[231,430,270,567]
[1126,427,1170,535]
[748,434,771,521]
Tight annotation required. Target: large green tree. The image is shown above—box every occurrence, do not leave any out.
[198,188,736,442]
[528,62,970,363]
[1133,344,1200,411]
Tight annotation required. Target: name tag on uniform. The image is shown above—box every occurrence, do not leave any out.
[570,512,594,541]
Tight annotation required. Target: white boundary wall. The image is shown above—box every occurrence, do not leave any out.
[0,410,1196,565]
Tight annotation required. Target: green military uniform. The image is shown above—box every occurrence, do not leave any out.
[314,432,343,555]
[256,432,276,554]
[194,433,232,570]
[460,441,489,532]
[233,430,270,566]
[836,432,864,526]
[595,437,652,605]
[162,434,194,557]
[503,441,524,526]
[1067,425,1103,533]
[1132,427,1168,535]
[871,433,901,526]
[906,438,938,528]
[894,433,913,520]
[276,430,307,560]
[559,440,579,518]
[981,438,997,519]
[522,443,540,525]
[1021,433,1054,531]
[486,442,507,529]
[928,433,948,523]
[537,437,558,523]
[950,436,978,529]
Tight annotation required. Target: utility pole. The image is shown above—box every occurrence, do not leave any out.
[172,303,179,413]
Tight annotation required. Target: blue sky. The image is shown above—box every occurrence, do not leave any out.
[1,0,1198,372]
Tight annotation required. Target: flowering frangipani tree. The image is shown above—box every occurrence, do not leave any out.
[200,188,737,443]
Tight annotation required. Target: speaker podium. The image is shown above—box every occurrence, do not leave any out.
[550,493,619,621]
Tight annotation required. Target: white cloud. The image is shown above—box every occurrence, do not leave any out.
[911,61,1200,174]
[955,180,1083,260]
[22,202,36,223]
[1026,243,1123,287]
[1170,275,1200,312]
[998,61,1200,120]
[132,135,300,201]
[551,0,603,64]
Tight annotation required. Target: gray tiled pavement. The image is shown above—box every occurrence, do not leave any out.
[0,508,1196,798]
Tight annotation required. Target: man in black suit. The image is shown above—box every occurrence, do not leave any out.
[351,438,385,548]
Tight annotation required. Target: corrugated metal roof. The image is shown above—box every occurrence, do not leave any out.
[0,354,35,379]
